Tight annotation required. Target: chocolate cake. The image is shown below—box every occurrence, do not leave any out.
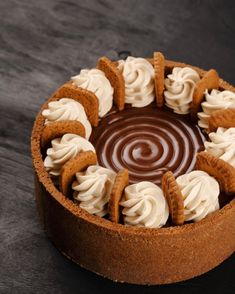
[31,53,235,285]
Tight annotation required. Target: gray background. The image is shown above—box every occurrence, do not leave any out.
[0,0,234,293]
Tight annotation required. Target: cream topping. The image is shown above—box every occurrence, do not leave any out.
[71,69,114,117]
[120,181,169,228]
[164,67,200,114]
[72,165,116,217]
[204,127,235,168]
[117,56,155,107]
[42,98,92,139]
[176,171,220,222]
[198,89,235,129]
[44,134,95,176]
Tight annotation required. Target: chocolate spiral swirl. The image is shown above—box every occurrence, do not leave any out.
[90,104,206,185]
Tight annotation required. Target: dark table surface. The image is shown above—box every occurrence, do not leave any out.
[0,0,234,293]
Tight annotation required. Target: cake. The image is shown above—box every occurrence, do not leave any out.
[31,52,235,285]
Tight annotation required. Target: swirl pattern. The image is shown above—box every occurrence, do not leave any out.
[90,105,205,185]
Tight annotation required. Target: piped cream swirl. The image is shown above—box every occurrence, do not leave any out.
[204,127,235,168]
[176,171,220,222]
[72,69,114,117]
[44,134,95,176]
[42,98,92,139]
[118,56,155,107]
[198,89,235,129]
[120,181,169,228]
[73,165,116,217]
[164,67,200,114]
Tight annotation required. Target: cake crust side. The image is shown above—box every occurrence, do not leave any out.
[34,173,235,285]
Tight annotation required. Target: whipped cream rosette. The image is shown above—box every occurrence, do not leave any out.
[204,127,235,168]
[73,165,116,217]
[176,171,220,222]
[72,68,114,117]
[198,89,235,129]
[117,56,155,107]
[44,133,95,176]
[120,181,169,228]
[42,98,92,139]
[164,67,200,114]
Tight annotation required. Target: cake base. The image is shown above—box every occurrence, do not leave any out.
[32,59,235,285]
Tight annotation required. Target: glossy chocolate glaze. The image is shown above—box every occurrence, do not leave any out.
[90,104,206,186]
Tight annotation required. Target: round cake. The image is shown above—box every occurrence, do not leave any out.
[31,52,235,285]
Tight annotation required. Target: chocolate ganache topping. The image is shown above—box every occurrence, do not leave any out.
[90,104,206,185]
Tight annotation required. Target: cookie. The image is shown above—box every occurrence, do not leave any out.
[208,108,235,132]
[60,151,97,197]
[191,69,219,120]
[162,171,185,225]
[97,56,125,111]
[41,120,85,149]
[146,58,154,66]
[52,82,99,126]
[153,52,165,107]
[196,151,235,193]
[109,169,129,223]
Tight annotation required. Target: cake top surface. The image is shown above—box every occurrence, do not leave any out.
[31,53,235,232]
